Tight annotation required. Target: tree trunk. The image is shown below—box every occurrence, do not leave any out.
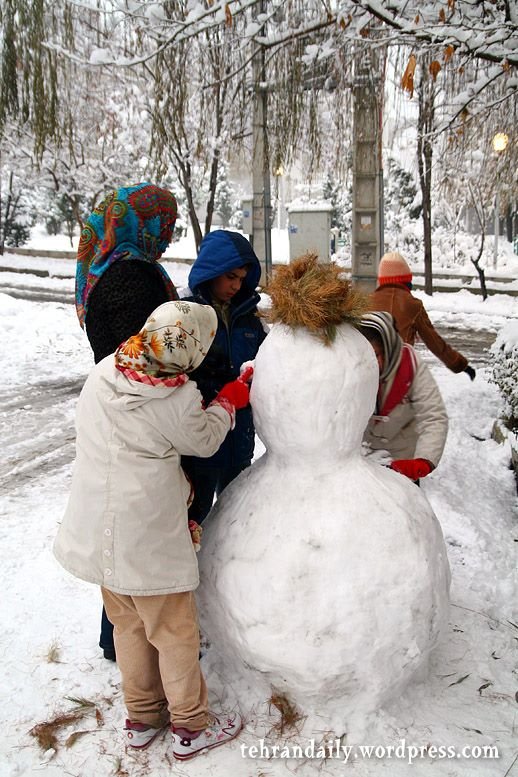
[186,190,203,252]
[251,2,273,285]
[422,142,433,296]
[0,175,3,257]
[468,182,488,301]
[203,150,218,237]
[0,170,15,256]
[471,257,488,300]
[72,196,84,243]
[417,57,435,296]
[505,203,513,243]
[470,214,488,299]
[176,158,202,252]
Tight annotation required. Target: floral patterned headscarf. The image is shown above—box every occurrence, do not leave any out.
[115,300,218,385]
[75,182,178,328]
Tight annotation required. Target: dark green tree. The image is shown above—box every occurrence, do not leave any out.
[322,172,350,233]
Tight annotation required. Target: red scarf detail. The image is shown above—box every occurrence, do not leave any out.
[115,363,189,388]
[379,345,416,417]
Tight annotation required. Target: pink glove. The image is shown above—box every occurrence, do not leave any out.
[215,377,250,410]
[390,458,434,480]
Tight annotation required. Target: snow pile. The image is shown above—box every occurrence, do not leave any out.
[199,323,450,735]
[0,292,92,388]
[1,246,518,775]
[489,319,518,430]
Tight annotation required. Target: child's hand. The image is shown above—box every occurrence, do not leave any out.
[188,520,203,552]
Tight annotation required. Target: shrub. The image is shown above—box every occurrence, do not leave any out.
[490,321,518,431]
[5,221,30,246]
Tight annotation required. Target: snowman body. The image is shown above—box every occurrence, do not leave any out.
[198,323,450,731]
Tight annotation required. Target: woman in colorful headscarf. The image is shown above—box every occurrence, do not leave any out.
[54,301,247,758]
[76,182,179,363]
[75,182,179,659]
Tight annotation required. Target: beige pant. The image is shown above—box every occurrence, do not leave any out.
[101,588,209,730]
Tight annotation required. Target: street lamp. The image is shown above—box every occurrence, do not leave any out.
[492,133,509,153]
[492,132,509,270]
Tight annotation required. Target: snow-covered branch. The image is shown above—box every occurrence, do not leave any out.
[349,0,518,67]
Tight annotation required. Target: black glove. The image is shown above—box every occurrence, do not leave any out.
[464,365,476,381]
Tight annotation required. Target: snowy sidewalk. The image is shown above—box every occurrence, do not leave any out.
[0,291,517,777]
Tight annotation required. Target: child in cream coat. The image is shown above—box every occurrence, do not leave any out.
[54,300,247,759]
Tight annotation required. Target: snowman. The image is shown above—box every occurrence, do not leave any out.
[197,255,450,734]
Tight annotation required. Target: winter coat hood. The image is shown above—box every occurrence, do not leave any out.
[76,182,177,328]
[188,230,261,301]
[98,358,185,410]
[359,311,402,381]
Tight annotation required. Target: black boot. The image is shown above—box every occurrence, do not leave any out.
[100,606,116,661]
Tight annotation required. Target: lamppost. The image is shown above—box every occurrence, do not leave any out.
[492,132,509,270]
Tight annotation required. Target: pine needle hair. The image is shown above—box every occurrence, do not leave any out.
[264,253,369,345]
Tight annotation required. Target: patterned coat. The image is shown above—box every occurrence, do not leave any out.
[85,261,173,363]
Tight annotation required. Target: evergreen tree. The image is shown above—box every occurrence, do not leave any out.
[322,172,350,233]
[214,168,239,228]
[385,157,421,220]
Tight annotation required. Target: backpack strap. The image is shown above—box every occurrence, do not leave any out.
[379,344,417,417]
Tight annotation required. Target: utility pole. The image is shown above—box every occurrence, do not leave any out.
[351,47,384,292]
[251,2,273,286]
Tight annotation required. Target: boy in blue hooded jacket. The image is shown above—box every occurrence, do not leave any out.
[182,230,267,522]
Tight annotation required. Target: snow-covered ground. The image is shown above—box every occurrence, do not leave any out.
[0,239,517,777]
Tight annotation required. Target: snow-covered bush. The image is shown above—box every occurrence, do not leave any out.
[322,172,351,234]
[214,169,241,228]
[0,171,34,248]
[384,157,421,224]
[383,219,422,265]
[45,193,80,241]
[490,321,518,431]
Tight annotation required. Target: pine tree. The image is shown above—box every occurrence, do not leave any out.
[322,172,350,233]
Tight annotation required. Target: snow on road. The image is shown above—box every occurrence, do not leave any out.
[0,283,517,777]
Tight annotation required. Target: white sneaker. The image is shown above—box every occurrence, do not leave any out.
[124,719,166,749]
[171,711,242,760]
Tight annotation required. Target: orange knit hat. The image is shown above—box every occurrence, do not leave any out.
[377,252,412,286]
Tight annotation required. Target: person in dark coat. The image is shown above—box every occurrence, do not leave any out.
[181,230,267,523]
[75,182,179,660]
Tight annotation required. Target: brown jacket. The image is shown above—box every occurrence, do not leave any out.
[370,284,468,373]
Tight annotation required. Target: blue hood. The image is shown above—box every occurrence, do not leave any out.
[188,230,261,298]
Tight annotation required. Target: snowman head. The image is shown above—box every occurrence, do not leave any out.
[254,257,378,459]
[251,323,378,458]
